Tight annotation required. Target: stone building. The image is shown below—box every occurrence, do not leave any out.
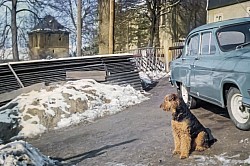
[28,15,69,60]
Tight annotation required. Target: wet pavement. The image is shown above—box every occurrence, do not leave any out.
[29,77,250,166]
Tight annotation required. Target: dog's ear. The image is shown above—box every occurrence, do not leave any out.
[169,93,178,101]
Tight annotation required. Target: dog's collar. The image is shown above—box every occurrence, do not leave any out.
[172,108,187,121]
[172,100,190,121]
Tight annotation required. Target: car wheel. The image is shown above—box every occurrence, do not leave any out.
[179,84,197,109]
[227,87,250,130]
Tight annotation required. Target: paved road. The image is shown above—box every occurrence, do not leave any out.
[29,77,250,166]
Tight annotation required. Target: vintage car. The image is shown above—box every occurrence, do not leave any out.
[169,17,250,130]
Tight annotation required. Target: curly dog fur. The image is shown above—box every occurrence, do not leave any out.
[160,93,216,159]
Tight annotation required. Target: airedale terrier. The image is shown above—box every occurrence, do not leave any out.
[160,93,216,159]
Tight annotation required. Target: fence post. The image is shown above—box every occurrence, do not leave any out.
[7,63,24,88]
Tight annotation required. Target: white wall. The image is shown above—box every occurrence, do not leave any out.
[207,1,250,23]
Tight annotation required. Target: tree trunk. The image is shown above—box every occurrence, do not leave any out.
[148,12,156,47]
[98,0,110,54]
[77,0,82,56]
[154,0,160,47]
[11,0,19,61]
[109,0,114,54]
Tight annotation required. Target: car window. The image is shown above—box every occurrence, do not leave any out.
[201,32,216,55]
[186,35,199,56]
[217,23,250,51]
[218,31,244,46]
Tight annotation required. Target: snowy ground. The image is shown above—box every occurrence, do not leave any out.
[190,153,250,166]
[0,141,57,166]
[0,72,249,165]
[0,78,152,165]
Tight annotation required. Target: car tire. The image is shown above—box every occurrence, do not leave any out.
[227,87,250,130]
[179,84,197,109]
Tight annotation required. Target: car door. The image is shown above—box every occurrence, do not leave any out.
[192,31,219,103]
[178,34,199,90]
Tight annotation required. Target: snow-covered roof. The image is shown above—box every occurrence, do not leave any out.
[29,15,69,33]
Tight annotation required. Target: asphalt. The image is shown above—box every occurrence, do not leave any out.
[29,77,250,166]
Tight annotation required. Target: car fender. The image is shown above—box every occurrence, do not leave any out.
[171,68,191,89]
[220,78,242,107]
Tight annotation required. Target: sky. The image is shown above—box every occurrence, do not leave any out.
[0,71,249,165]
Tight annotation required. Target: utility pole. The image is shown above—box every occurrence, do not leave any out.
[77,0,82,56]
[109,0,115,54]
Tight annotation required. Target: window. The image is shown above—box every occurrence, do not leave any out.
[218,31,244,45]
[186,35,199,56]
[247,7,250,16]
[34,35,38,47]
[201,32,216,55]
[216,23,250,51]
[214,13,223,22]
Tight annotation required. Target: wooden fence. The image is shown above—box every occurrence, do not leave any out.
[168,41,184,61]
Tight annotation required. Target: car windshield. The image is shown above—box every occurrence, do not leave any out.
[217,22,250,51]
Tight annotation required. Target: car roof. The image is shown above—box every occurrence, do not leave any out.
[189,17,250,35]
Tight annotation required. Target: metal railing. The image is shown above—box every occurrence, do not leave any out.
[118,47,166,72]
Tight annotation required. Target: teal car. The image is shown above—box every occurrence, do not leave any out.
[170,17,250,130]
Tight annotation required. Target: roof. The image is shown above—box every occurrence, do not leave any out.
[189,17,250,34]
[30,15,69,33]
[207,0,250,10]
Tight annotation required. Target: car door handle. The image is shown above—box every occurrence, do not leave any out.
[182,58,187,60]
[195,57,200,60]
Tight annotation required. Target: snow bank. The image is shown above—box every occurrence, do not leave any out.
[0,79,149,140]
[191,153,250,165]
[0,140,57,166]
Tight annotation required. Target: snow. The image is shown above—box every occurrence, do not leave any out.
[191,153,250,166]
[0,78,150,165]
[0,79,149,139]
[0,140,57,166]
[1,71,248,166]
[139,71,168,83]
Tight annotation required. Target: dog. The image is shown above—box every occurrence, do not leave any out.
[160,93,216,159]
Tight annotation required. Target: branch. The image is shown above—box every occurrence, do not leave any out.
[16,8,41,19]
[68,0,77,29]
[0,24,11,48]
[0,0,9,6]
[1,4,11,11]
[160,0,181,16]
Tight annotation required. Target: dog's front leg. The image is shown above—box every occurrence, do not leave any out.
[172,130,181,155]
[180,132,191,159]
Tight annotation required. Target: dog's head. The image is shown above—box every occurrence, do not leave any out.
[160,93,180,113]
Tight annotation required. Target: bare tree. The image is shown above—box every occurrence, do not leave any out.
[0,0,98,61]
[144,0,180,47]
[164,0,207,41]
[114,0,150,51]
[47,0,98,55]
[77,0,82,56]
[112,0,180,50]
[0,0,49,61]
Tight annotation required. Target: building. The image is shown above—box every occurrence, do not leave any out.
[28,15,70,60]
[207,0,250,23]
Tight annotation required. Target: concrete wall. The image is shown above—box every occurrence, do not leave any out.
[207,1,250,23]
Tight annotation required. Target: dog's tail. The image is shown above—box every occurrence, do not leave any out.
[207,138,217,146]
[205,128,217,147]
